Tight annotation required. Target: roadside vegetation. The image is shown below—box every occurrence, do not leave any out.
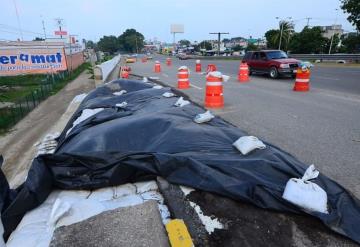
[0,63,91,134]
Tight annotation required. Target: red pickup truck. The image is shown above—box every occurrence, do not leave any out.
[242,50,300,78]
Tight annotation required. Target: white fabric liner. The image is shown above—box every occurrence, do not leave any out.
[66,108,104,136]
[6,181,170,247]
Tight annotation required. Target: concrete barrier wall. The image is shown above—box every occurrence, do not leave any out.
[94,55,121,84]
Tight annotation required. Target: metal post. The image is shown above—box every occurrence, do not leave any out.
[279,22,284,50]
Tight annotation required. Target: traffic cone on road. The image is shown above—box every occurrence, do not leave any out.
[120,67,129,79]
[177,66,190,89]
[205,71,224,108]
[154,61,161,73]
[195,60,202,72]
[166,58,172,66]
[238,62,250,82]
[293,67,310,91]
[206,64,217,73]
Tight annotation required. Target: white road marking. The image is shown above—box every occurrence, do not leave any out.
[190,83,202,90]
[162,73,169,77]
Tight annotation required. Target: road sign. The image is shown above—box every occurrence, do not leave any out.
[54,30,67,36]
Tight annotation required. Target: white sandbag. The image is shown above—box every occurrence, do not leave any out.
[222,75,230,82]
[233,136,266,155]
[162,92,175,98]
[174,97,190,107]
[115,102,127,108]
[153,85,163,89]
[113,90,127,96]
[194,111,215,124]
[282,165,328,214]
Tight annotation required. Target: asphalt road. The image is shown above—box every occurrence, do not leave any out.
[129,54,360,198]
[152,55,360,96]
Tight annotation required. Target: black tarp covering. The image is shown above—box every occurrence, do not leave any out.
[1,79,360,244]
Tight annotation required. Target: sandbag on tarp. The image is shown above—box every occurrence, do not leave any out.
[1,79,360,244]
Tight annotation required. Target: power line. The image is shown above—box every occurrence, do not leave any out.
[12,0,23,41]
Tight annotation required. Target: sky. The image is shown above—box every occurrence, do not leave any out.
[0,0,357,43]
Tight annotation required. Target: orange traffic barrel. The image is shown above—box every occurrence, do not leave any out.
[120,67,129,79]
[238,62,250,82]
[205,71,224,108]
[195,60,201,72]
[154,61,161,73]
[293,67,310,91]
[206,64,217,73]
[177,66,190,89]
[166,58,172,66]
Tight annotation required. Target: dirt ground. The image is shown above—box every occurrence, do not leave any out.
[0,70,96,188]
[187,190,359,247]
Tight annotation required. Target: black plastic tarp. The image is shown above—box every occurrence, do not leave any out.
[1,79,360,244]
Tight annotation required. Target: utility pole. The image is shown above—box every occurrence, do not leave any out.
[305,17,312,27]
[12,0,23,41]
[329,9,339,54]
[41,16,47,40]
[55,18,64,38]
[276,17,292,50]
[209,32,229,56]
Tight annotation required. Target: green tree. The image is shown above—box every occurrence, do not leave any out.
[232,45,243,51]
[97,35,119,54]
[272,21,294,50]
[246,43,258,51]
[341,0,360,31]
[85,40,96,49]
[341,33,360,53]
[118,29,144,53]
[265,29,280,49]
[198,41,212,50]
[179,39,191,47]
[288,26,328,53]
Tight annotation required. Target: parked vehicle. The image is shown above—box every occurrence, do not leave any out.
[242,50,300,78]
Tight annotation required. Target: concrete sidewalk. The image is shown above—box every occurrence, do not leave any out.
[130,55,360,198]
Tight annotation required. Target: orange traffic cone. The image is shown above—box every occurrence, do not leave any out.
[195,60,202,72]
[177,66,190,89]
[293,67,310,91]
[205,71,224,108]
[166,58,172,66]
[238,62,249,82]
[120,67,129,79]
[206,64,217,73]
[154,61,161,73]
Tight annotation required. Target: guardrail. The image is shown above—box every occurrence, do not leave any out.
[182,54,360,62]
[289,54,360,61]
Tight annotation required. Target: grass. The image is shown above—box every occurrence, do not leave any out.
[0,62,91,133]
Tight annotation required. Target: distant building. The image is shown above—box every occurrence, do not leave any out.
[225,37,266,49]
[320,24,344,39]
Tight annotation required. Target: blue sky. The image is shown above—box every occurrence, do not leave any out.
[0,0,356,43]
